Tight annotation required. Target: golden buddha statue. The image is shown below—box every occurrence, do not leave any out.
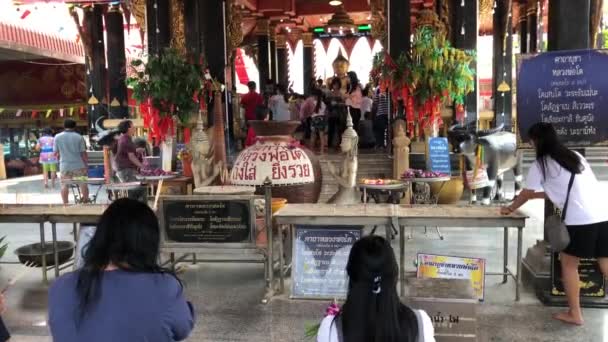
[327,51,350,93]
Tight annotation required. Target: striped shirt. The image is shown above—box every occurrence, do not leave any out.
[374,89,389,117]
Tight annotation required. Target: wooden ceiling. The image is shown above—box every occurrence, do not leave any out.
[236,0,546,38]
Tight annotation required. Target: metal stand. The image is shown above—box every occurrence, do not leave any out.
[262,178,275,303]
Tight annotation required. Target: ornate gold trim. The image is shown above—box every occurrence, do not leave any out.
[275,34,287,47]
[129,0,147,36]
[170,0,186,56]
[254,18,270,36]
[370,0,386,44]
[302,32,314,47]
[226,0,243,59]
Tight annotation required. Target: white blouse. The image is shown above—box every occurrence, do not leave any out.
[316,310,436,342]
[525,152,608,225]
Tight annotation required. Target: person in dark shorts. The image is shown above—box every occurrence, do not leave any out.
[501,122,608,326]
[308,89,327,153]
[0,294,9,342]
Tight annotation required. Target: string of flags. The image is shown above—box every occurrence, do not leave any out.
[0,105,87,119]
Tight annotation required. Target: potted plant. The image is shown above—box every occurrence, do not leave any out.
[370,10,476,139]
[127,48,203,144]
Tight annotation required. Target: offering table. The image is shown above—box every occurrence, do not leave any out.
[0,204,107,282]
[274,204,527,301]
[396,205,527,301]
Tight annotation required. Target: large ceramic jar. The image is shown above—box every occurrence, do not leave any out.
[230,121,322,203]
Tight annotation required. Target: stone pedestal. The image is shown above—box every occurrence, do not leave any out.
[392,120,410,180]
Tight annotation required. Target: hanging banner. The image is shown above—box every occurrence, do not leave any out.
[0,61,85,106]
[516,49,608,147]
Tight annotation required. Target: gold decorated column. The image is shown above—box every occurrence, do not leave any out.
[302,31,315,94]
[170,0,186,55]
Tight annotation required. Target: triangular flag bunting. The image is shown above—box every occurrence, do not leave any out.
[110,98,120,107]
[45,109,52,118]
[79,106,85,114]
[16,109,22,117]
[20,9,31,20]
[88,95,99,105]
[0,108,4,114]
[59,108,64,117]
[31,110,38,118]
[69,107,74,116]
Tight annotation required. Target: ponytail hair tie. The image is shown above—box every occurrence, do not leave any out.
[372,276,382,294]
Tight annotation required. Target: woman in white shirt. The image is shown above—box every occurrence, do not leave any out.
[317,236,435,342]
[269,84,291,121]
[501,122,608,326]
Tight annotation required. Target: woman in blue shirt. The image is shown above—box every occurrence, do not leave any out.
[49,198,195,342]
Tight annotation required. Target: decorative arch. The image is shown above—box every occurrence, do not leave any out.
[349,37,384,87]
[288,40,304,95]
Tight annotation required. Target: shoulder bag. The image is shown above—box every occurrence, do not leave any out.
[545,173,575,252]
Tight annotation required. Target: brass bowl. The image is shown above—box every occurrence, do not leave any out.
[430,177,464,204]
[15,241,74,267]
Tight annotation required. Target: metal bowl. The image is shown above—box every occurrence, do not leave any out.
[15,241,75,267]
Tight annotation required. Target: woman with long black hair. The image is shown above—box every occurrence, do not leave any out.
[501,122,608,326]
[345,71,363,132]
[317,236,434,342]
[49,199,195,341]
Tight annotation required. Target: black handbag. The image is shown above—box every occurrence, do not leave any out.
[546,173,575,252]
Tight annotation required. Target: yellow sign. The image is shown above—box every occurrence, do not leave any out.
[417,253,486,301]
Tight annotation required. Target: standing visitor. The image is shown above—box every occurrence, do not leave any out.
[309,89,328,153]
[36,127,58,189]
[114,120,147,203]
[327,78,347,149]
[49,198,195,342]
[245,105,269,147]
[316,236,435,342]
[360,85,373,119]
[372,85,390,149]
[345,71,363,131]
[358,112,376,149]
[300,90,321,147]
[501,122,608,326]
[241,81,264,122]
[0,294,9,342]
[54,119,89,205]
[269,84,291,122]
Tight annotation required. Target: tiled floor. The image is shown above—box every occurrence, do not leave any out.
[1,176,608,341]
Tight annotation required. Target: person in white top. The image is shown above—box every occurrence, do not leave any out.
[316,236,435,342]
[501,122,608,326]
[269,84,291,122]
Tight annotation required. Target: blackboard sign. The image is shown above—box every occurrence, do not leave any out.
[427,137,451,175]
[291,226,362,299]
[517,49,608,147]
[552,253,605,297]
[161,198,253,244]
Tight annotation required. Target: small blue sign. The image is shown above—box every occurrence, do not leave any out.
[428,137,451,175]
